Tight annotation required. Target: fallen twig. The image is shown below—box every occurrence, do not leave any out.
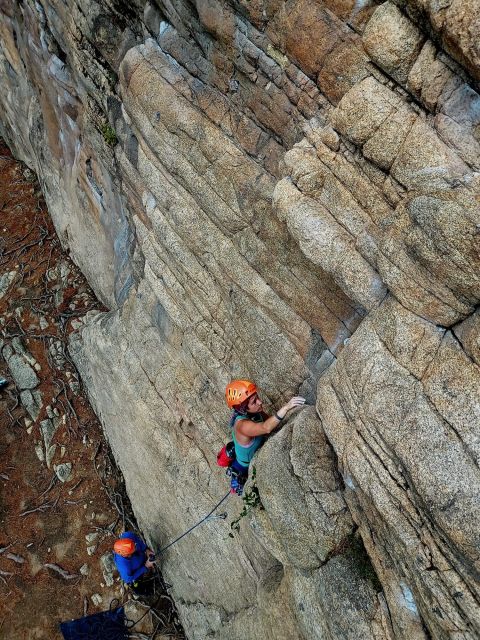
[19,496,59,517]
[6,404,22,429]
[3,226,48,257]
[0,571,12,588]
[69,478,83,493]
[40,474,58,497]
[44,563,78,580]
[6,553,24,564]
[0,542,15,554]
[56,377,79,425]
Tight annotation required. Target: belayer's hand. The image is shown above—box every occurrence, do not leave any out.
[145,549,156,569]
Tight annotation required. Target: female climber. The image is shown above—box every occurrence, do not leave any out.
[225,379,305,494]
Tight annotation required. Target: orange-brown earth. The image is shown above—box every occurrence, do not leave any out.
[0,139,183,639]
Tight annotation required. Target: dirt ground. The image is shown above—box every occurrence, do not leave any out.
[0,139,184,639]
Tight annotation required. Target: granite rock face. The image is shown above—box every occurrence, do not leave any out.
[1,0,479,638]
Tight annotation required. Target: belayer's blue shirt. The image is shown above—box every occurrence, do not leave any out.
[113,531,148,583]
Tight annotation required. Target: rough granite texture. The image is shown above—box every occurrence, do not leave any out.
[0,0,479,638]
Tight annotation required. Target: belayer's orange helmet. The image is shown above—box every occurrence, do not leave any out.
[114,538,136,557]
[225,379,257,408]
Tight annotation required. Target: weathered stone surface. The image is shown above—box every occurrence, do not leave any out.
[1,0,479,637]
[317,40,371,105]
[281,116,479,327]
[370,295,445,379]
[100,552,116,587]
[435,113,480,171]
[330,76,404,146]
[363,2,425,85]
[422,332,480,466]
[0,271,17,299]
[91,593,103,606]
[390,117,470,190]
[266,1,343,78]
[323,0,380,31]
[85,532,98,544]
[54,462,72,483]
[6,354,40,390]
[454,309,480,366]
[254,407,354,569]
[40,418,57,453]
[391,0,480,81]
[407,41,456,111]
[273,176,387,312]
[442,0,480,79]
[317,299,480,639]
[363,105,417,170]
[20,389,43,421]
[290,557,388,640]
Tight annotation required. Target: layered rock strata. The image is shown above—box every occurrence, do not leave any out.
[1,0,479,638]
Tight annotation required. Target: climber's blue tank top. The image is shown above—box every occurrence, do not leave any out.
[231,413,265,467]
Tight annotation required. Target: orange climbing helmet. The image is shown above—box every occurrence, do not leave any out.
[225,379,258,409]
[114,538,136,557]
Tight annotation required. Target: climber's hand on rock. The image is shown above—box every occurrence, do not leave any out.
[285,396,306,412]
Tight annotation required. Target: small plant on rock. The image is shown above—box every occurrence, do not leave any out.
[229,467,263,536]
[101,123,117,147]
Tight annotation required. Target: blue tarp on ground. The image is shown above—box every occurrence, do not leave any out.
[60,606,127,640]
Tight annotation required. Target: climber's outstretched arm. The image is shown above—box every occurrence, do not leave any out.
[236,396,306,437]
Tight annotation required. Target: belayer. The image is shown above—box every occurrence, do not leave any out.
[113,532,156,596]
[222,379,305,495]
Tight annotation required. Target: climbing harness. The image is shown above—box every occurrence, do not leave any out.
[226,461,249,496]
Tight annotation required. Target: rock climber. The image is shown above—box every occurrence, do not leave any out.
[225,379,305,495]
[113,531,156,596]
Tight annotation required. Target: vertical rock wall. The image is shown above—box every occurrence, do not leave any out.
[0,0,479,637]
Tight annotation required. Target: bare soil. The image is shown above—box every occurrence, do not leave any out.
[0,139,183,639]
